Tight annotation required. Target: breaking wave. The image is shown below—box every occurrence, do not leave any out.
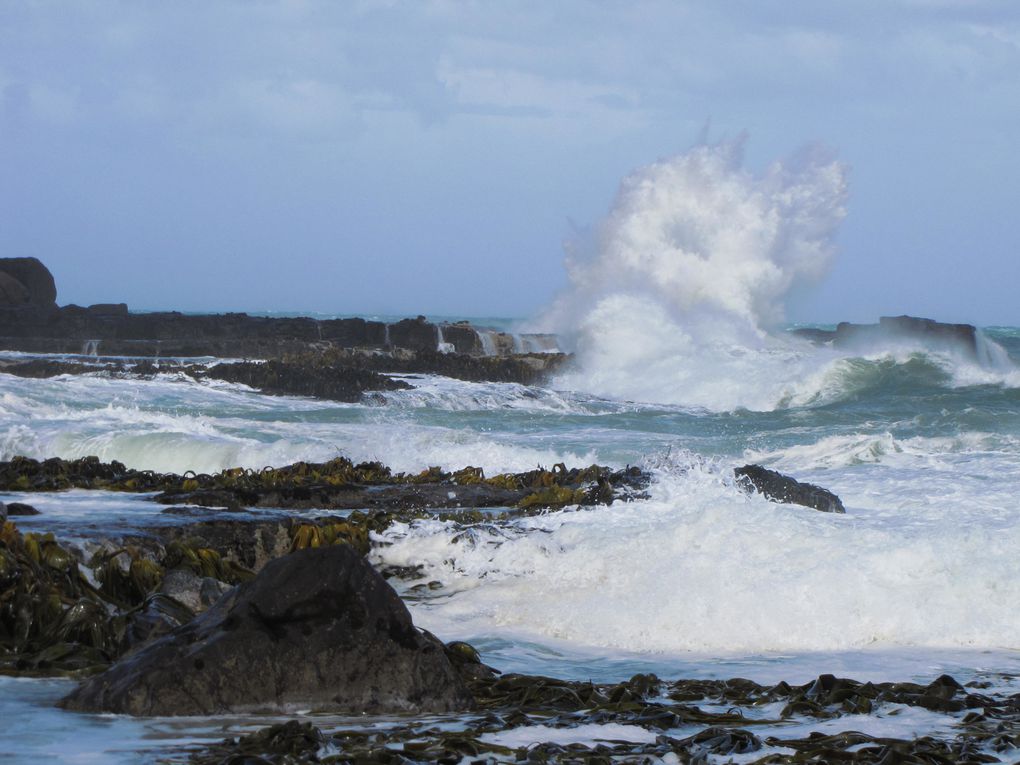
[537,138,1018,411]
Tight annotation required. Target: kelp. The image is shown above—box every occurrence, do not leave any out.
[186,667,1020,764]
[0,455,648,513]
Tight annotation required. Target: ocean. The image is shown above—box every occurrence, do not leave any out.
[1,323,1019,761]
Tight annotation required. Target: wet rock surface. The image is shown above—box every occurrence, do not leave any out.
[305,347,570,386]
[0,347,570,391]
[183,670,1020,764]
[735,463,846,513]
[61,544,472,716]
[0,455,649,512]
[202,359,412,402]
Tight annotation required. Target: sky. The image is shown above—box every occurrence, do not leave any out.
[1,1,1018,324]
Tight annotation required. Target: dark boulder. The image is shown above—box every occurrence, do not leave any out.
[734,464,845,514]
[5,502,40,516]
[0,257,57,307]
[60,544,472,716]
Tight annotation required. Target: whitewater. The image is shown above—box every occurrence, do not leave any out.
[3,140,1020,760]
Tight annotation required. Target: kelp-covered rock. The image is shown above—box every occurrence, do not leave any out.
[0,522,119,675]
[61,544,472,715]
[735,464,845,513]
[187,670,1011,765]
[0,455,648,513]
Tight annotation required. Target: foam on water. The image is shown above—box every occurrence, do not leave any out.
[374,456,1020,657]
[0,372,601,476]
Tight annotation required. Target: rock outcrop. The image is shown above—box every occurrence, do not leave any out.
[0,257,57,308]
[734,464,845,514]
[60,544,473,715]
[792,315,979,360]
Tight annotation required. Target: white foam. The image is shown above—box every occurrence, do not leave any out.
[374,459,1020,656]
[0,371,601,476]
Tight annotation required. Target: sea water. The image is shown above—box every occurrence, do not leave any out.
[3,140,1019,760]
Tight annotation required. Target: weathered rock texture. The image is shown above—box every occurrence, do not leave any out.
[60,544,473,715]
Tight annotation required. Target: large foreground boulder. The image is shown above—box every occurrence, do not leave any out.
[60,545,472,716]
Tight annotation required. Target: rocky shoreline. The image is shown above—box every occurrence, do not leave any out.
[2,477,1013,763]
[2,256,1015,762]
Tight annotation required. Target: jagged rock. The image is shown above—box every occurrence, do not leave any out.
[60,544,473,715]
[0,257,57,307]
[734,464,845,513]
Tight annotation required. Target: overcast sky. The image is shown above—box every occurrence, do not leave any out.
[1,1,1018,324]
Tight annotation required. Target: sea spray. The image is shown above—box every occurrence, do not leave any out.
[375,452,1020,655]
[540,138,852,411]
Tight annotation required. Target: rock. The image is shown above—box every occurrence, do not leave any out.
[60,545,473,715]
[792,315,978,360]
[203,359,413,403]
[5,502,40,516]
[0,502,5,524]
[734,464,845,514]
[0,271,30,306]
[87,303,128,316]
[388,316,439,352]
[158,568,230,613]
[0,257,57,307]
[119,594,196,654]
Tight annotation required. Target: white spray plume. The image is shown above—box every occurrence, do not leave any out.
[541,138,850,411]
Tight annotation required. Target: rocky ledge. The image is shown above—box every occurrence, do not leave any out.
[0,347,570,393]
[0,258,557,360]
[792,315,980,360]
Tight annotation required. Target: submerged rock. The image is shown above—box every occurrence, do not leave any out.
[60,544,472,715]
[734,464,845,513]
